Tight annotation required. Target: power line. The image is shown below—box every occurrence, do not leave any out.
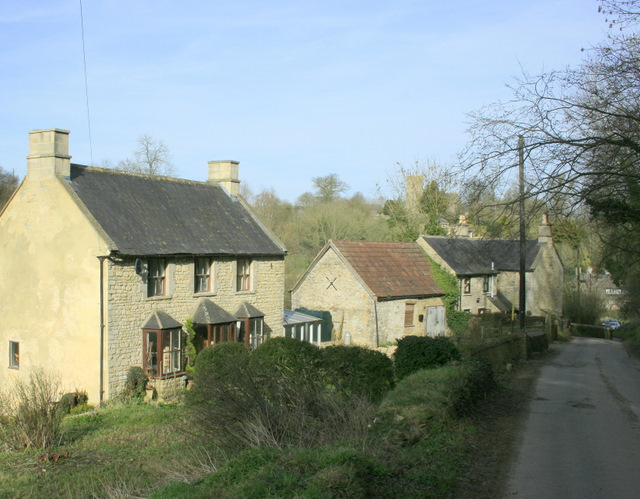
[79,0,94,166]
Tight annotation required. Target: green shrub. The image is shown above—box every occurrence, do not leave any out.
[0,369,64,449]
[192,342,250,384]
[451,358,496,417]
[394,336,461,380]
[250,337,322,379]
[122,366,148,400]
[321,345,395,402]
[57,389,89,414]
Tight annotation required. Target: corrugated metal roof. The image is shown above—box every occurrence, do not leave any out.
[331,240,443,299]
[68,164,286,257]
[284,309,323,325]
[421,237,541,275]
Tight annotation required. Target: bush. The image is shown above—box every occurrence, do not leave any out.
[0,369,64,449]
[250,337,322,380]
[187,340,375,452]
[321,345,395,402]
[122,366,148,400]
[57,389,89,414]
[193,342,250,384]
[394,336,461,380]
[563,285,605,325]
[450,358,496,417]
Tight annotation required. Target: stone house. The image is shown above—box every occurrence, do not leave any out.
[291,240,446,347]
[0,129,286,403]
[417,215,563,317]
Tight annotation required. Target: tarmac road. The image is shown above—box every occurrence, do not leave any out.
[504,336,640,498]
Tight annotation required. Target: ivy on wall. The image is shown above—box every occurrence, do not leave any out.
[423,253,471,336]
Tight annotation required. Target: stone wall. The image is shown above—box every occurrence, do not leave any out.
[292,248,375,346]
[105,255,284,398]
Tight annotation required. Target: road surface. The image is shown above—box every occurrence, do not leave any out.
[504,336,640,498]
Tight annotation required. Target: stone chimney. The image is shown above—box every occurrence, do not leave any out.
[26,129,71,180]
[538,213,553,244]
[208,160,240,196]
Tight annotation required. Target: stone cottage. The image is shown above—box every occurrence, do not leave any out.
[417,215,563,317]
[0,129,286,402]
[291,240,446,347]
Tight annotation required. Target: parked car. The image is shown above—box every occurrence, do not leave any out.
[601,320,621,330]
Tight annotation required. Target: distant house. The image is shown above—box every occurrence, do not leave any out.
[417,215,563,317]
[0,129,286,402]
[291,240,446,348]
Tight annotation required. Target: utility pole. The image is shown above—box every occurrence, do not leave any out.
[518,136,526,333]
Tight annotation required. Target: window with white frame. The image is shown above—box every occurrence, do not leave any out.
[194,257,211,293]
[147,258,166,297]
[236,259,252,291]
[463,277,471,295]
[9,341,19,369]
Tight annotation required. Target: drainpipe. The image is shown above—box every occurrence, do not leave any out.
[98,256,107,404]
[373,297,380,347]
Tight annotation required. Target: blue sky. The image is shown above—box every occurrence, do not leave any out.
[1,0,607,202]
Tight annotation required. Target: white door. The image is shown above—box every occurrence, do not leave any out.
[426,306,445,337]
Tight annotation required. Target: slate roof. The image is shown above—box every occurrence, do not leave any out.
[142,310,182,329]
[67,164,285,257]
[420,236,542,276]
[192,299,237,325]
[331,240,443,300]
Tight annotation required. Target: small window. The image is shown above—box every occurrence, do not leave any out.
[236,259,252,291]
[404,302,415,327]
[463,278,471,295]
[143,328,183,377]
[148,259,166,297]
[194,258,211,293]
[483,276,490,293]
[9,341,19,369]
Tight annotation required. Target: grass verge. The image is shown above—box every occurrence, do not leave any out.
[0,360,498,498]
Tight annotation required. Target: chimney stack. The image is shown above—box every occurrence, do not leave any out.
[208,160,240,196]
[27,129,71,179]
[538,213,553,244]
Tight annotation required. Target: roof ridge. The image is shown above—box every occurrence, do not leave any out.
[70,163,208,188]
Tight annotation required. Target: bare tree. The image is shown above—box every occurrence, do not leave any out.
[133,134,174,176]
[462,8,640,291]
[104,135,175,176]
[0,167,19,209]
